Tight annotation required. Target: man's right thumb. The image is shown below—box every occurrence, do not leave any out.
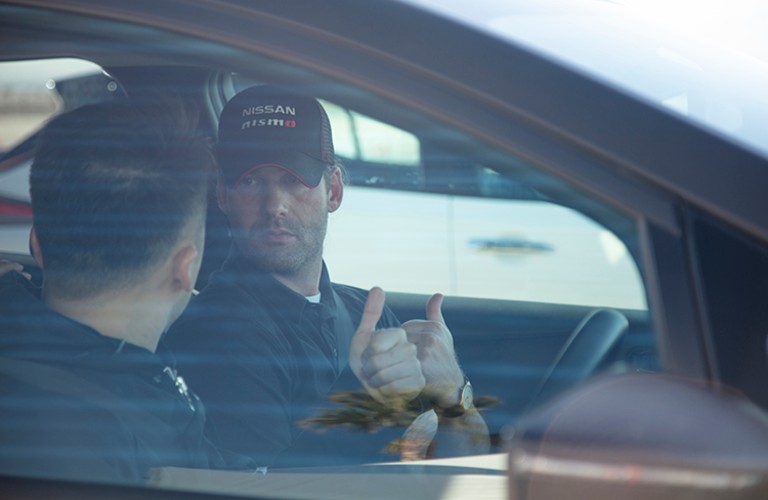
[356,287,385,335]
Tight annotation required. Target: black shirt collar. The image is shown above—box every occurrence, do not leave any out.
[218,248,340,324]
[0,282,172,377]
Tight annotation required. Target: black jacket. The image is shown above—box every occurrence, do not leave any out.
[0,279,252,486]
[167,254,402,467]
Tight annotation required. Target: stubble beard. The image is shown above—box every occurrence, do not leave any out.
[237,213,328,276]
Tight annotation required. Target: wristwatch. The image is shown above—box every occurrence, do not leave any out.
[443,375,473,417]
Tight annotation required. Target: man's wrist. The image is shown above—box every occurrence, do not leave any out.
[419,375,473,418]
[443,375,473,417]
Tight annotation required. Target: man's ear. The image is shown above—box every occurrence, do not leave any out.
[327,168,344,213]
[216,176,230,215]
[171,243,200,293]
[29,226,44,268]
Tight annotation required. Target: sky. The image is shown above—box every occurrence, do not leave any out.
[404,0,768,62]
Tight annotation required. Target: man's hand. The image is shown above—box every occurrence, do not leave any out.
[402,293,465,408]
[0,259,30,281]
[349,287,425,407]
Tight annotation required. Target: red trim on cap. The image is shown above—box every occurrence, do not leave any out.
[233,163,316,189]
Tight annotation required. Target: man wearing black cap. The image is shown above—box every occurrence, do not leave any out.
[167,86,489,467]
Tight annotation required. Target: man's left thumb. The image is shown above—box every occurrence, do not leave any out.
[425,293,445,324]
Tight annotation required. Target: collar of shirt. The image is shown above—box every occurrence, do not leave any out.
[219,249,340,326]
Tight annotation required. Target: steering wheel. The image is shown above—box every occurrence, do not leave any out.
[527,308,629,410]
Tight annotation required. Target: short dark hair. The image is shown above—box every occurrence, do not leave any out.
[323,157,347,186]
[30,98,214,297]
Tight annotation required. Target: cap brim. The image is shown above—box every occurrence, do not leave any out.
[219,147,326,188]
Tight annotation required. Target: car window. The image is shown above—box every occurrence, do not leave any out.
[322,100,421,167]
[318,114,645,309]
[0,58,122,254]
[327,187,645,309]
[0,58,119,153]
[229,76,646,309]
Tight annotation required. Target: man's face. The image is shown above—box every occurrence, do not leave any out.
[218,165,343,276]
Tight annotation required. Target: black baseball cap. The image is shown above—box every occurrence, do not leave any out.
[217,85,335,188]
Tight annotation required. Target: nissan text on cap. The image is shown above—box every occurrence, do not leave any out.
[217,85,335,188]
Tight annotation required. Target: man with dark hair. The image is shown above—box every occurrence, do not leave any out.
[168,85,488,467]
[0,99,252,485]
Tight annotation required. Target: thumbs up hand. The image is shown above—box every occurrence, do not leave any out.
[401,293,465,408]
[349,287,425,406]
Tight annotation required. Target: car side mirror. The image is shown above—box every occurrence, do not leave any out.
[506,374,768,500]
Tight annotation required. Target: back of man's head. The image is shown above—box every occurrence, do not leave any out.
[30,98,214,298]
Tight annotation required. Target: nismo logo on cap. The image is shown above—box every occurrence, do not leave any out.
[241,118,296,130]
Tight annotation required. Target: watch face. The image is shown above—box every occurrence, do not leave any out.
[461,381,473,410]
